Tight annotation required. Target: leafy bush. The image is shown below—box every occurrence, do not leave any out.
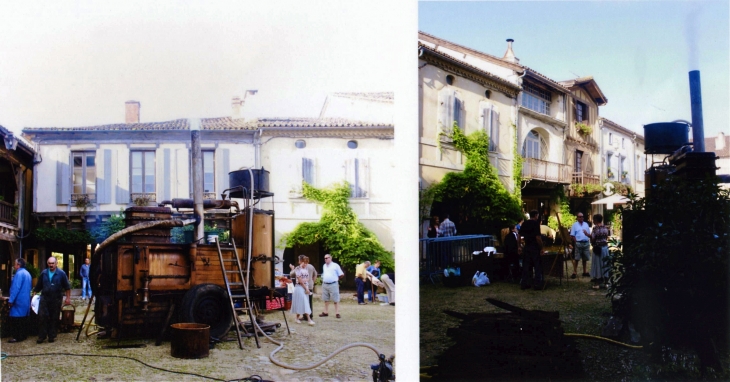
[547,200,576,232]
[71,279,81,289]
[90,210,126,243]
[432,126,523,235]
[280,182,394,273]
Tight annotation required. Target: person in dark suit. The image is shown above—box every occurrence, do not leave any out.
[503,224,521,280]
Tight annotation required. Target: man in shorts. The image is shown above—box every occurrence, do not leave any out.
[570,212,592,278]
[319,254,344,318]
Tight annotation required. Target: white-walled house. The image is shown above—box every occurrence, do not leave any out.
[598,118,647,197]
[418,31,611,228]
[22,96,394,275]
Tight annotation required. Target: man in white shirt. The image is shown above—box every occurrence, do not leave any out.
[569,213,592,279]
[319,254,345,319]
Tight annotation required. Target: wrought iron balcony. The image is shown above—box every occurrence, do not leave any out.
[522,158,571,184]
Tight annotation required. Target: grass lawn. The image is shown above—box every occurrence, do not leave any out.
[420,265,730,381]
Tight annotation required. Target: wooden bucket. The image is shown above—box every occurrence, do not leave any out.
[170,323,210,359]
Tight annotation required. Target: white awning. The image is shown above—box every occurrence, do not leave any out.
[591,194,630,210]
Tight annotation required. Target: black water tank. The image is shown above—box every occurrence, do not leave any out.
[228,168,271,199]
[643,122,689,154]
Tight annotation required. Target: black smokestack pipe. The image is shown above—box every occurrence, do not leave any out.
[689,70,705,152]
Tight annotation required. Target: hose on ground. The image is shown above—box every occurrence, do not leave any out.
[564,333,644,349]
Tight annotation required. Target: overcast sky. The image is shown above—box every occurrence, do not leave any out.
[420,0,729,138]
[0,1,408,132]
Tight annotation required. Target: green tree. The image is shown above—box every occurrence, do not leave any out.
[432,126,523,235]
[280,182,394,272]
[90,210,126,243]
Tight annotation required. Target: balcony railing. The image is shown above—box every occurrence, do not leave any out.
[522,158,571,184]
[0,200,15,225]
[572,171,600,185]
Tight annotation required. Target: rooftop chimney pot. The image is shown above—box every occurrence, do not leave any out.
[503,38,519,64]
[125,101,140,124]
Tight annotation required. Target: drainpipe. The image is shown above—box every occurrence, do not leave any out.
[254,128,263,169]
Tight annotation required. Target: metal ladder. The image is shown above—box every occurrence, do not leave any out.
[216,238,261,349]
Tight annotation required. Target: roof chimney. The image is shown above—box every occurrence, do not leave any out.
[232,96,241,118]
[125,101,140,124]
[503,39,519,64]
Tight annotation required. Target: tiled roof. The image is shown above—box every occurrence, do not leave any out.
[24,117,392,133]
[705,133,730,158]
[418,31,567,94]
[558,76,608,106]
[418,43,521,93]
[599,117,644,141]
[331,92,394,102]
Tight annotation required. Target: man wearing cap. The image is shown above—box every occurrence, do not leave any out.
[33,256,71,344]
[569,212,592,279]
[318,254,344,318]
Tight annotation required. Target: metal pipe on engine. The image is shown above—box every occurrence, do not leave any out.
[689,70,705,152]
[190,119,205,241]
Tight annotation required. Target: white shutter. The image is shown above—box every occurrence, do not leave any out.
[491,108,500,152]
[358,158,369,198]
[438,89,455,135]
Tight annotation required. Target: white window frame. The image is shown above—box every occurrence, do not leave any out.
[130,150,156,201]
[71,151,96,202]
[345,158,369,199]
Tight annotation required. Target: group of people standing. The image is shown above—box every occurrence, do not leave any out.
[288,254,395,324]
[7,256,73,344]
[505,209,612,291]
[426,214,457,238]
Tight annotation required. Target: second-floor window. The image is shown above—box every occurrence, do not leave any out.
[523,130,545,160]
[302,157,315,185]
[575,150,583,172]
[131,151,156,196]
[72,152,96,200]
[521,82,551,115]
[203,150,215,195]
[438,88,464,136]
[575,101,587,123]
[345,158,368,198]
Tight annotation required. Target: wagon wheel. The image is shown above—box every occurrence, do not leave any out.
[180,284,233,339]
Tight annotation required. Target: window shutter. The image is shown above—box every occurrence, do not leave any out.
[116,148,130,204]
[491,108,500,152]
[438,89,455,134]
[345,158,354,197]
[221,148,230,195]
[56,151,70,205]
[358,158,369,198]
[302,157,314,185]
[162,149,171,202]
[453,97,462,129]
[95,149,112,204]
[479,102,490,133]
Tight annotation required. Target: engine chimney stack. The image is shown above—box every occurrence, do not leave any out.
[689,70,705,152]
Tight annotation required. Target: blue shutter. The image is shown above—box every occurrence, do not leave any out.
[222,148,230,195]
[116,149,130,204]
[96,149,112,204]
[163,149,171,201]
[56,152,70,205]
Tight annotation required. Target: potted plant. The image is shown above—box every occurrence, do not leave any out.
[576,122,592,135]
[607,168,615,179]
[621,171,629,180]
[133,194,151,206]
[74,194,94,215]
[70,279,82,297]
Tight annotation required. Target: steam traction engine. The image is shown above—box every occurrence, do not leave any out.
[91,168,277,340]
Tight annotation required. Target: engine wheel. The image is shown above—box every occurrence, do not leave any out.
[179,284,233,338]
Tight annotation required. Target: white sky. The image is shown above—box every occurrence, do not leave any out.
[0,1,408,131]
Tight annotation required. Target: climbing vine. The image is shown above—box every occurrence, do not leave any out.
[512,123,522,202]
[279,182,394,272]
[432,125,523,234]
[33,227,93,245]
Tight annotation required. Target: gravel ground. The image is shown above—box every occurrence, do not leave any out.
[0,291,394,381]
[420,269,730,381]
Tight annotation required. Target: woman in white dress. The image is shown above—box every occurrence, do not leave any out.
[290,256,315,325]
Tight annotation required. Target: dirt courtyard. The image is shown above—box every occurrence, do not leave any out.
[0,291,395,381]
